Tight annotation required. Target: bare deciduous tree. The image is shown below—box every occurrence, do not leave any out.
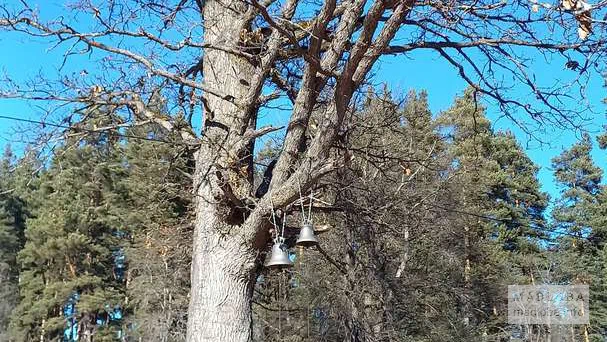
[1,0,606,340]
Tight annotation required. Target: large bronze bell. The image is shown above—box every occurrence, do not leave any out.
[296,222,319,247]
[265,238,293,268]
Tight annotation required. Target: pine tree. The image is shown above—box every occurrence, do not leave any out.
[551,134,607,340]
[438,89,499,338]
[10,112,130,341]
[485,132,550,340]
[589,139,607,339]
[0,146,32,340]
[552,133,601,241]
[438,89,548,340]
[121,122,193,341]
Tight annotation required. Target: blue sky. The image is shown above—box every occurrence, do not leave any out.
[0,1,605,208]
[376,50,607,205]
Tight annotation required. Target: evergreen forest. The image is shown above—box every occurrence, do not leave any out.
[0,90,606,341]
[1,0,607,341]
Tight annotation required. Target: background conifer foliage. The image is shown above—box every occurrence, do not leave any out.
[0,89,605,341]
[0,0,606,341]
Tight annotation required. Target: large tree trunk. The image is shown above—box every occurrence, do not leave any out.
[186,0,262,341]
[184,0,412,339]
[186,205,258,341]
[186,155,265,342]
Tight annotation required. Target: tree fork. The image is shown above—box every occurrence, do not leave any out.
[187,0,271,340]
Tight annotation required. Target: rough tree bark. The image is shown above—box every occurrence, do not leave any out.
[186,2,261,340]
[187,0,412,339]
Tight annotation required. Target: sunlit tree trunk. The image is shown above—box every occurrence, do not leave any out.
[186,207,258,341]
[186,1,261,341]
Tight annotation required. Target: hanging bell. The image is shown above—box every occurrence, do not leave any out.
[265,239,293,268]
[296,222,319,247]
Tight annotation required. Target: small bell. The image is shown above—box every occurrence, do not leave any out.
[265,238,293,268]
[296,221,319,247]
